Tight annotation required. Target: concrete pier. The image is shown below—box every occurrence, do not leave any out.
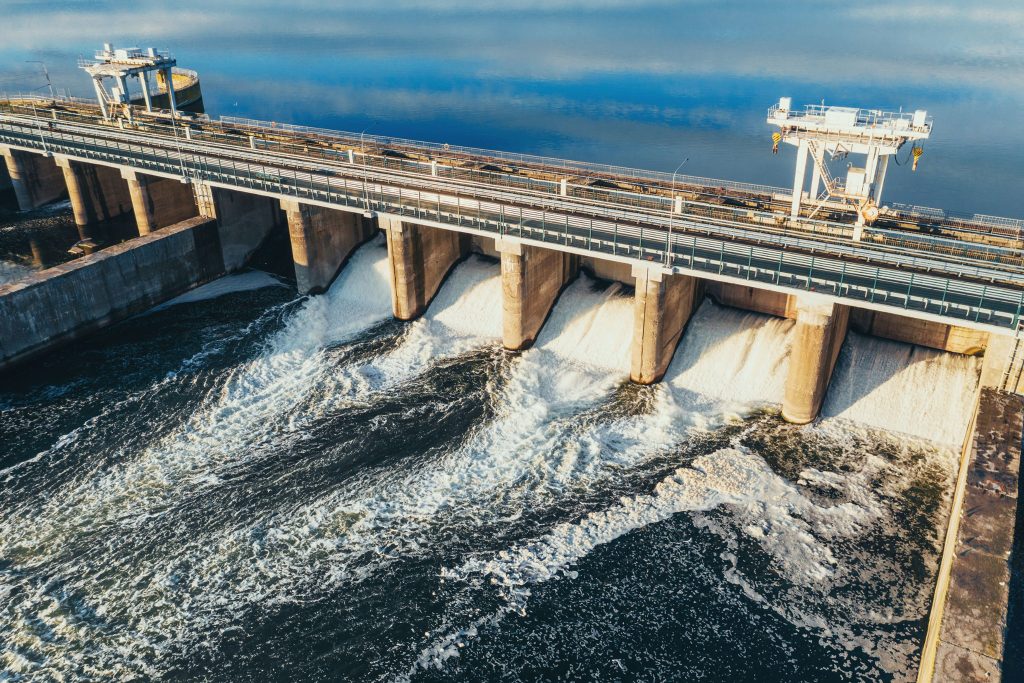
[0,216,226,372]
[381,215,468,320]
[631,265,701,384]
[782,295,850,424]
[55,157,132,239]
[497,238,577,350]
[918,388,1023,682]
[281,201,375,294]
[122,169,198,235]
[1,147,65,211]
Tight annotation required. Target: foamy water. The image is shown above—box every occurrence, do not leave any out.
[0,265,968,680]
[822,332,981,445]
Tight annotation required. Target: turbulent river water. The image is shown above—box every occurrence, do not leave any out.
[0,237,981,681]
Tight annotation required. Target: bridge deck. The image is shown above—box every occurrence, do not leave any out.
[0,96,1021,333]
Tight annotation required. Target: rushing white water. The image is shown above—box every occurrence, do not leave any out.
[356,255,503,390]
[153,270,287,310]
[822,332,981,445]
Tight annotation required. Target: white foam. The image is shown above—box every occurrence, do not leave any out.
[665,302,794,410]
[822,332,981,445]
[152,270,286,310]
[358,255,502,389]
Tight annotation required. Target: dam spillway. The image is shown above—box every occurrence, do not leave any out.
[0,66,1022,682]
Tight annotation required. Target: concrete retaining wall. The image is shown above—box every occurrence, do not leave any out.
[850,308,989,355]
[919,388,1023,682]
[706,281,797,319]
[0,216,225,372]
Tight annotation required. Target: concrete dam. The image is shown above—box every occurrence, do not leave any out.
[0,48,1022,681]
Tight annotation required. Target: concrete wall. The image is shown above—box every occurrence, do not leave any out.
[580,256,633,286]
[381,215,469,320]
[705,281,798,319]
[498,238,578,350]
[124,170,198,235]
[980,334,1024,394]
[282,201,375,294]
[631,266,702,384]
[782,296,850,424]
[922,388,1023,682]
[849,308,989,355]
[1,148,65,211]
[210,186,283,271]
[0,216,225,372]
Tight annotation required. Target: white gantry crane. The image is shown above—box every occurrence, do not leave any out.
[80,43,179,120]
[767,97,932,239]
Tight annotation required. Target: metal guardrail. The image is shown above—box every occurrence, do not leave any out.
[2,93,1019,242]
[0,109,1020,331]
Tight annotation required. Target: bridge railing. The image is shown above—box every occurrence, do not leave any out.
[1,106,1022,330]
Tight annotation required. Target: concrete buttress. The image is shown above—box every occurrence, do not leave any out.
[497,237,578,350]
[281,200,375,294]
[782,295,850,424]
[631,264,701,384]
[381,215,468,320]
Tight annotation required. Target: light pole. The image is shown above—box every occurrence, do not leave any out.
[360,130,373,216]
[665,158,688,266]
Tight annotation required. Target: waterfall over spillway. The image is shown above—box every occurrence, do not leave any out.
[665,302,794,408]
[822,332,981,445]
[361,255,502,388]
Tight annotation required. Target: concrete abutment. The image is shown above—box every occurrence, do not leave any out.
[381,215,469,320]
[497,237,578,350]
[782,295,850,424]
[281,201,376,294]
[631,265,702,384]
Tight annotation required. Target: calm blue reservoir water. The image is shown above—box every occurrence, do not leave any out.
[0,2,1017,681]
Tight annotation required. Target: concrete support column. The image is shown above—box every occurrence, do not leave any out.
[123,170,156,236]
[782,295,850,424]
[631,264,702,384]
[122,169,199,236]
[282,201,375,294]
[381,215,468,320]
[497,237,578,351]
[1,148,33,211]
[979,333,1024,394]
[55,157,93,240]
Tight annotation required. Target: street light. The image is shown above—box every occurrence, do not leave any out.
[360,130,373,217]
[665,158,689,266]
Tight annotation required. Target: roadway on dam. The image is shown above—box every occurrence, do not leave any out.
[0,98,1022,331]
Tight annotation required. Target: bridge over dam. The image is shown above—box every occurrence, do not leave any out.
[1,94,1022,425]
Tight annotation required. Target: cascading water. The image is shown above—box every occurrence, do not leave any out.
[822,331,981,445]
[0,256,977,682]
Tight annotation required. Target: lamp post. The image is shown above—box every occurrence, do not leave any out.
[665,158,688,266]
